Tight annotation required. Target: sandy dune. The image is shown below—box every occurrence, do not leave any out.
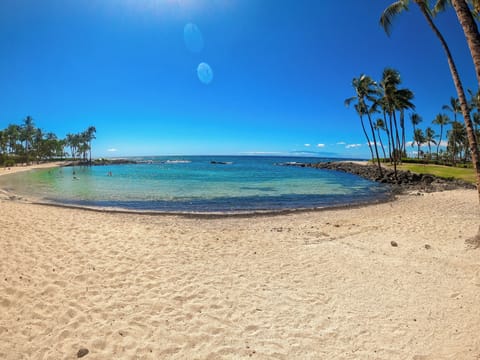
[1,182,479,359]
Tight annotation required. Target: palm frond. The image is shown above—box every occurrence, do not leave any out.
[432,0,451,15]
[344,97,356,107]
[380,0,410,36]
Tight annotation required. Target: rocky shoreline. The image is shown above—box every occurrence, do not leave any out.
[282,161,476,193]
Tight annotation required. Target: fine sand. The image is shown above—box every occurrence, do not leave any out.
[1,165,480,359]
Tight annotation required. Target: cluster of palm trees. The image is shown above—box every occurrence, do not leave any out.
[411,94,480,164]
[346,68,416,175]
[0,116,96,166]
[349,78,480,167]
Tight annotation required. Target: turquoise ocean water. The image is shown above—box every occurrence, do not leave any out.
[0,156,391,213]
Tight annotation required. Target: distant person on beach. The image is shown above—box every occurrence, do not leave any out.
[108,171,112,176]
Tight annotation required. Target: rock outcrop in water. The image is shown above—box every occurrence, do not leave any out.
[64,159,137,166]
[281,161,475,193]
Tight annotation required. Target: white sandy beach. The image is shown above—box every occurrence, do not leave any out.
[0,164,479,359]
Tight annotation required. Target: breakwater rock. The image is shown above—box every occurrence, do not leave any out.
[64,159,138,166]
[281,161,476,193]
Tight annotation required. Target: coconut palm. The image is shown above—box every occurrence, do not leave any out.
[442,97,461,121]
[5,124,20,155]
[378,68,414,174]
[433,113,450,157]
[22,116,35,163]
[374,118,388,160]
[473,112,480,133]
[85,126,96,164]
[396,88,416,156]
[0,130,6,162]
[410,113,423,157]
[413,128,426,159]
[448,121,468,162]
[425,127,437,159]
[345,75,383,173]
[410,113,423,133]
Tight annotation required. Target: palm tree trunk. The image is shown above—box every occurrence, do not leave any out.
[359,115,375,161]
[366,112,383,174]
[400,110,406,161]
[452,0,480,85]
[377,128,387,160]
[392,111,401,161]
[437,125,443,158]
[383,111,393,163]
[419,0,480,203]
[388,112,398,178]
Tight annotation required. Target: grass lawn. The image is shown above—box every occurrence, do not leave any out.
[393,163,476,184]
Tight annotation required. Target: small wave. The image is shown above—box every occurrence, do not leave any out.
[164,160,192,164]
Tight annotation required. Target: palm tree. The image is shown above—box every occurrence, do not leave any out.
[413,128,426,159]
[442,97,462,122]
[410,113,423,133]
[396,88,415,157]
[5,124,20,155]
[448,121,468,162]
[345,75,383,173]
[433,113,450,158]
[410,113,423,158]
[473,112,480,133]
[378,68,414,174]
[85,126,96,164]
[379,68,401,164]
[33,128,43,163]
[425,127,437,159]
[22,116,35,164]
[0,130,6,163]
[374,118,388,160]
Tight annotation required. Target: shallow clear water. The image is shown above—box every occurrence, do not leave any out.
[0,156,391,212]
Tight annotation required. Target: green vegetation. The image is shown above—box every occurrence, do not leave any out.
[0,116,96,166]
[395,163,476,184]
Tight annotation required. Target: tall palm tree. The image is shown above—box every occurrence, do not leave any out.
[33,128,43,163]
[413,128,426,159]
[374,118,388,160]
[5,124,20,155]
[442,96,461,121]
[448,121,468,162]
[425,127,437,159]
[85,126,96,164]
[345,75,383,173]
[381,0,480,240]
[433,113,450,157]
[396,88,416,156]
[410,113,423,157]
[378,68,414,173]
[22,116,35,164]
[0,130,6,162]
[473,112,480,133]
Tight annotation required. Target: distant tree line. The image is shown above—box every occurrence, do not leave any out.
[0,116,96,166]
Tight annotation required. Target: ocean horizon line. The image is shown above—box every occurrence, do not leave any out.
[96,154,369,161]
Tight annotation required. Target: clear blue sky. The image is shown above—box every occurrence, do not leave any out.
[0,0,477,158]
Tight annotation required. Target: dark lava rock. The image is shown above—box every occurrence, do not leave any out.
[279,161,475,194]
[77,348,89,358]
